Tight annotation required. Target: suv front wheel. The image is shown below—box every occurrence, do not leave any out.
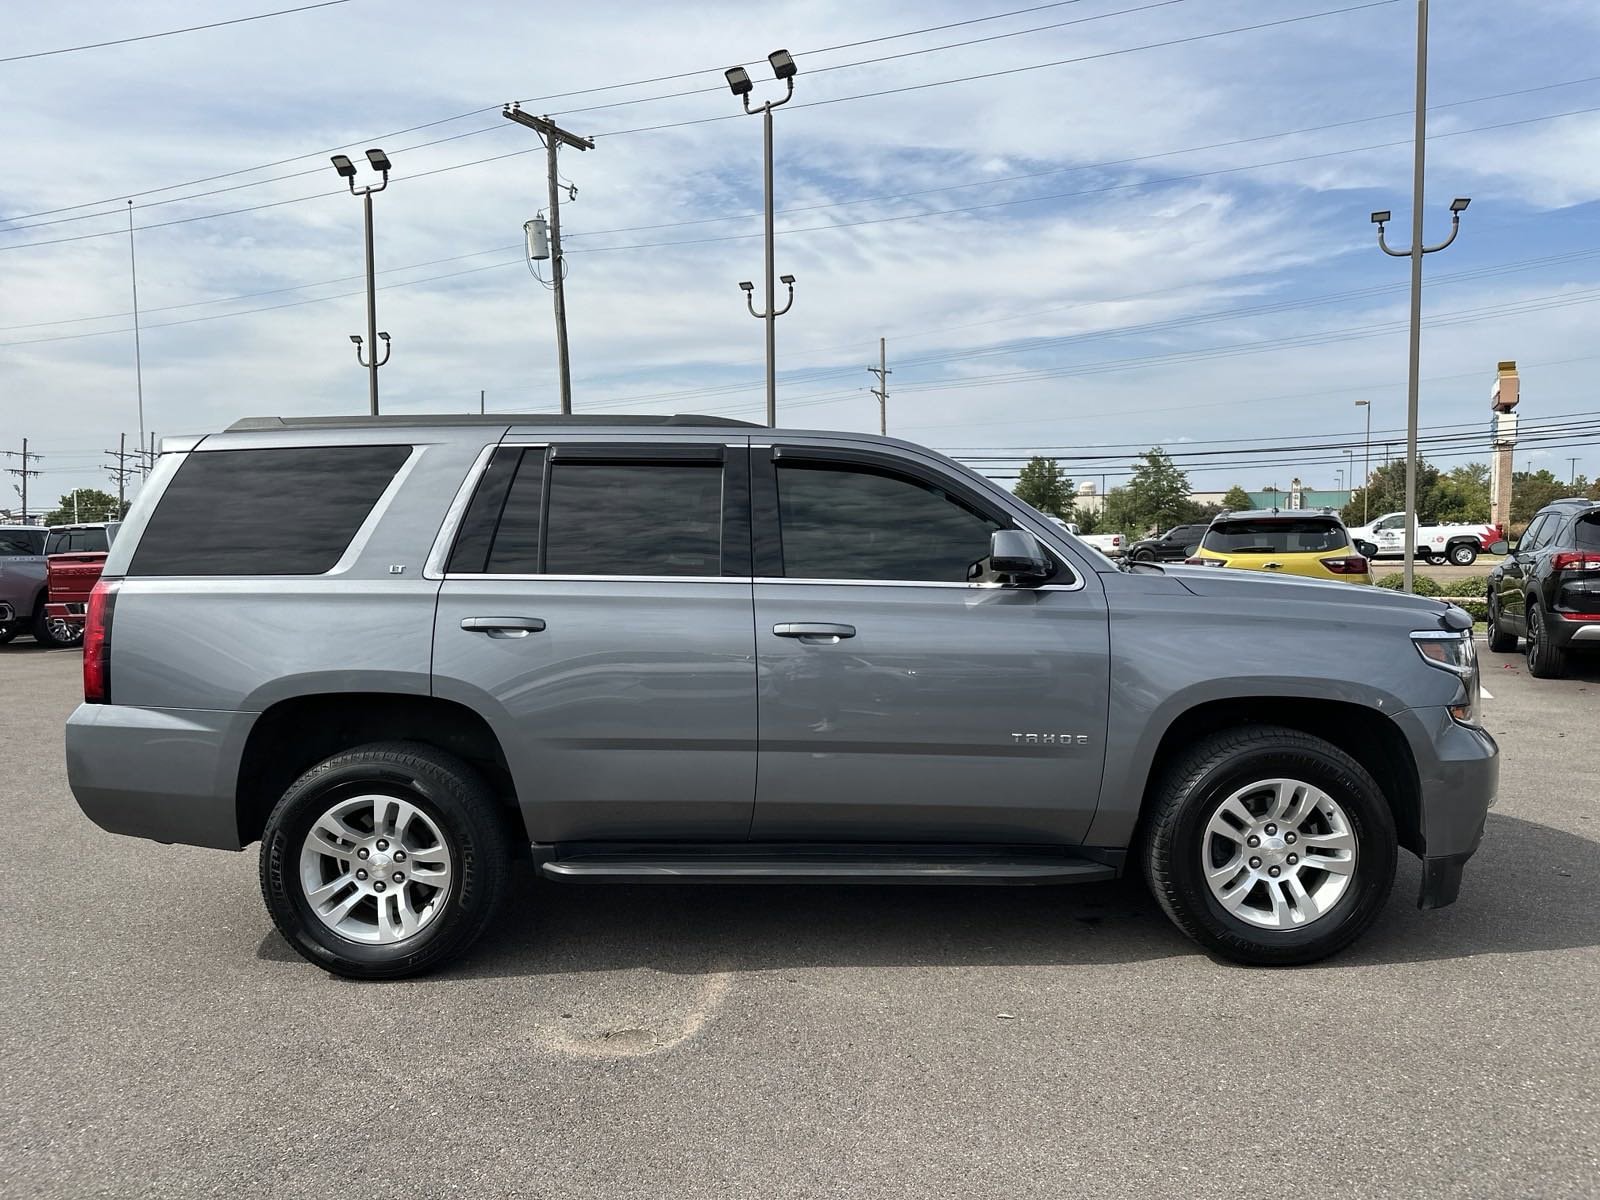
[1144,726,1397,965]
[259,742,513,979]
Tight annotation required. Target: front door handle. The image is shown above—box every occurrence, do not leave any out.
[461,616,546,639]
[773,622,856,642]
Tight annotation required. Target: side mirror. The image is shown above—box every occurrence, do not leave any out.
[991,529,1052,582]
[1489,539,1509,555]
[1354,539,1378,559]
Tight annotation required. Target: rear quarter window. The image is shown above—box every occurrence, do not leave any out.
[1203,519,1347,554]
[128,445,411,576]
[1574,514,1600,550]
[0,530,45,556]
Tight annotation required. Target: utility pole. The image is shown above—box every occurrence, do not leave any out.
[480,389,486,415]
[1570,457,1581,486]
[1369,0,1470,594]
[4,439,42,523]
[127,202,146,475]
[503,104,593,414]
[868,337,891,435]
[105,433,139,515]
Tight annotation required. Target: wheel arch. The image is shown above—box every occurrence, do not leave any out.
[1131,697,1424,857]
[235,692,519,847]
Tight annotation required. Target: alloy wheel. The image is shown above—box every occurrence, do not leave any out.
[298,792,454,945]
[1201,778,1356,930]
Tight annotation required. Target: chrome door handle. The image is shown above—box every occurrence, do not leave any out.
[461,616,546,639]
[773,622,856,642]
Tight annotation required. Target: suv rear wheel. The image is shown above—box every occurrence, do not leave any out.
[259,742,513,979]
[1526,602,1568,679]
[1143,725,1396,965]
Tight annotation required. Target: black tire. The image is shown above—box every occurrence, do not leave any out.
[1143,725,1397,966]
[31,604,82,649]
[259,741,514,979]
[1526,602,1568,679]
[1132,548,1156,563]
[1448,542,1478,567]
[1485,591,1518,653]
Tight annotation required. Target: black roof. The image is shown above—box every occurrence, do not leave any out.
[228,413,761,431]
[1539,496,1600,511]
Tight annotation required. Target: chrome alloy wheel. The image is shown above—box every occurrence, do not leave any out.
[1201,778,1356,930]
[298,793,454,945]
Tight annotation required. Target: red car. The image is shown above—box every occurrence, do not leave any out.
[41,523,120,646]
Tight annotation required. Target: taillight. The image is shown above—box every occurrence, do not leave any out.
[1320,555,1370,575]
[1110,536,1122,547]
[1550,552,1600,572]
[1185,556,1226,567]
[83,579,118,704]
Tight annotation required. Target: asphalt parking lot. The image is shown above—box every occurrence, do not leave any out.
[2,640,1596,1199]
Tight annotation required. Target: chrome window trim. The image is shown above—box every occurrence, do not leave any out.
[753,575,1085,592]
[442,573,742,584]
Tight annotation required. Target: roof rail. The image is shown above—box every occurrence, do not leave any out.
[226,413,763,431]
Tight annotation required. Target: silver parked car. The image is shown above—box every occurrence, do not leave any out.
[65,415,1498,978]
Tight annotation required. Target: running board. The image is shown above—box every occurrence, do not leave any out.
[537,843,1118,885]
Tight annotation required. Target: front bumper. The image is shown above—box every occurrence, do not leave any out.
[65,703,254,850]
[1399,705,1499,908]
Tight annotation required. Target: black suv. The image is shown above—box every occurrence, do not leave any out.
[1126,523,1208,563]
[1486,497,1600,677]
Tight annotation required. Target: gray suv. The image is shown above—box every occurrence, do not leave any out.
[65,416,1498,978]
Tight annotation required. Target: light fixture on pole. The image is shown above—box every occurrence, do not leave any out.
[726,49,798,427]
[1368,0,1469,593]
[1355,400,1372,523]
[331,149,392,416]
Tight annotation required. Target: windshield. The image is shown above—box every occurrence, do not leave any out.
[1203,519,1347,555]
[0,529,46,556]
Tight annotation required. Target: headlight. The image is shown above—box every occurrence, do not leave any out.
[1411,629,1480,726]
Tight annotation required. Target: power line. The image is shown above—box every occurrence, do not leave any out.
[0,0,1406,251]
[0,0,1104,222]
[1,0,354,63]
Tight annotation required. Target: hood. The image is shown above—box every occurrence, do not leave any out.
[1161,562,1450,615]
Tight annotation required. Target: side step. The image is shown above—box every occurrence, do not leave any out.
[537,843,1119,885]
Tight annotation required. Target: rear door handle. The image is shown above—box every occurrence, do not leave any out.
[461,616,546,639]
[773,622,856,642]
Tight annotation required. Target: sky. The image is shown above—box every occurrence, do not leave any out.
[2,0,1599,515]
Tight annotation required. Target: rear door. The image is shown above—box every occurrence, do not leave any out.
[1499,514,1550,631]
[748,443,1109,844]
[431,437,758,842]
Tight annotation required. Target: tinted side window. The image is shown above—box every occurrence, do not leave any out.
[777,461,1002,582]
[1519,515,1551,552]
[129,445,410,576]
[544,462,723,576]
[0,530,44,556]
[1574,514,1600,550]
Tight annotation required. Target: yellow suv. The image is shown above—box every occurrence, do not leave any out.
[1187,510,1371,584]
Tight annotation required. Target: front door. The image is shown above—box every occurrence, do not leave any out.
[748,445,1109,845]
[431,438,757,842]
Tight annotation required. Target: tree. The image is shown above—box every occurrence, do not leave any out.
[1221,485,1253,512]
[1510,469,1573,527]
[1012,457,1074,518]
[1339,457,1489,528]
[1100,486,1139,537]
[42,487,126,526]
[1124,447,1191,534]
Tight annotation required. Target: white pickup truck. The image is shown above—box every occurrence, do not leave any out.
[1346,511,1500,566]
[1048,517,1123,559]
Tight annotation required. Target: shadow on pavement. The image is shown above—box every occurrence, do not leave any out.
[291,812,1592,980]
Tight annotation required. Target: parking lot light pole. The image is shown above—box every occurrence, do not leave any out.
[332,150,392,416]
[726,50,798,427]
[1355,400,1372,522]
[1369,0,1469,593]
